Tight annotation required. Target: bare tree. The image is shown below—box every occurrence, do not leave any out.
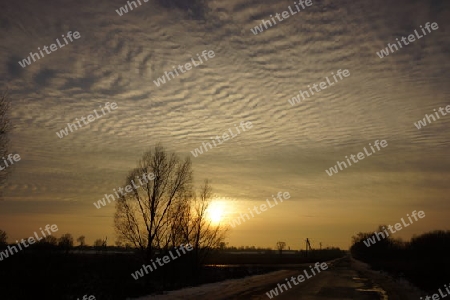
[114,145,193,261]
[76,235,86,247]
[93,238,103,247]
[276,241,286,255]
[39,235,58,246]
[160,179,228,280]
[93,238,107,252]
[114,145,226,273]
[180,180,227,271]
[0,90,11,197]
[0,229,7,247]
[58,233,74,253]
[219,242,227,250]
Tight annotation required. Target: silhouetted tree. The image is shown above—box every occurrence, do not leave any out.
[410,230,450,258]
[114,145,226,285]
[219,242,227,250]
[76,235,86,247]
[0,90,11,198]
[350,228,450,291]
[276,241,286,256]
[174,179,227,278]
[93,238,104,247]
[93,238,106,253]
[35,235,58,251]
[114,144,194,262]
[351,225,405,261]
[58,233,73,253]
[40,235,58,246]
[0,229,7,247]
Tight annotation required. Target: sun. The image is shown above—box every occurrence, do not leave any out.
[206,201,225,225]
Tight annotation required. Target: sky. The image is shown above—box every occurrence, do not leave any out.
[0,0,449,250]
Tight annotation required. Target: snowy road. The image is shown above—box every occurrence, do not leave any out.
[134,256,424,300]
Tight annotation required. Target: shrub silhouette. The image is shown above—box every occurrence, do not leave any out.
[350,228,450,292]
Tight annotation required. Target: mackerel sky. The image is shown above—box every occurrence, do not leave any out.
[0,0,449,249]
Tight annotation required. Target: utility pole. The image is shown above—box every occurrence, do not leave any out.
[305,238,312,257]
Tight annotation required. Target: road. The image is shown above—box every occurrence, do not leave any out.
[136,256,424,300]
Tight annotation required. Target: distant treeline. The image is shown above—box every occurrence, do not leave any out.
[0,231,115,250]
[350,228,450,293]
[205,247,344,265]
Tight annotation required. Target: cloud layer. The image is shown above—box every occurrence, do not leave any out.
[0,0,449,248]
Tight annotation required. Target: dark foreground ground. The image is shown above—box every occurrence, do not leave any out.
[0,247,444,300]
[0,249,344,300]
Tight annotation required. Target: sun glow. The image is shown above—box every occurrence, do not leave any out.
[206,201,226,225]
